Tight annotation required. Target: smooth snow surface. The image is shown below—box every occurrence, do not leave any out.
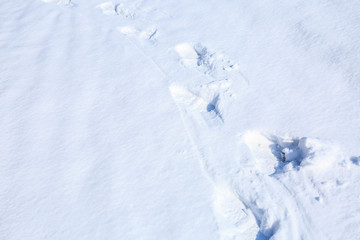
[1,1,360,239]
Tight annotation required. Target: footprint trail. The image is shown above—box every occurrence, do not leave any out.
[38,1,347,238]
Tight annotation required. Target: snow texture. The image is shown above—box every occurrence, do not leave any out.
[1,0,360,239]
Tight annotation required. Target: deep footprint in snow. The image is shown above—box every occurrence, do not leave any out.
[170,43,248,128]
[169,84,224,128]
[239,131,303,175]
[240,131,342,175]
[239,130,346,214]
[231,131,342,239]
[174,42,239,79]
[267,135,306,174]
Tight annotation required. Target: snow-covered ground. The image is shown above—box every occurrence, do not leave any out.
[1,0,360,239]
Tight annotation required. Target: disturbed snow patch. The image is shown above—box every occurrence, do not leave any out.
[241,131,343,175]
[174,42,239,79]
[169,84,224,128]
[213,187,260,240]
[170,42,248,128]
[230,131,345,239]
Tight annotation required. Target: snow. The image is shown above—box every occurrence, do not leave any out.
[1,0,360,239]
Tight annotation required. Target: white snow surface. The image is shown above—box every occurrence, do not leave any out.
[1,0,360,239]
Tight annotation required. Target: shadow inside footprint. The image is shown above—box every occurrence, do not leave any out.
[207,103,215,112]
[256,232,269,240]
[206,95,223,121]
[350,156,359,165]
[268,136,308,174]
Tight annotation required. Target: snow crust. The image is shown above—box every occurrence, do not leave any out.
[1,0,360,239]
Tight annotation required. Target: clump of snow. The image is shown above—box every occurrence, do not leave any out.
[175,43,199,67]
[299,138,341,171]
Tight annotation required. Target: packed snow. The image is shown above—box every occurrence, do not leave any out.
[1,0,360,239]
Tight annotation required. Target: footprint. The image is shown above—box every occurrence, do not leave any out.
[240,130,345,176]
[240,131,279,175]
[115,3,137,18]
[267,135,306,174]
[118,26,158,43]
[169,84,223,128]
[239,131,308,175]
[97,1,118,16]
[97,0,168,21]
[239,130,351,211]
[97,1,137,17]
[213,187,259,240]
[174,42,239,80]
[170,43,247,128]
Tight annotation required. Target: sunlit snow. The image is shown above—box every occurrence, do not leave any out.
[1,0,360,239]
